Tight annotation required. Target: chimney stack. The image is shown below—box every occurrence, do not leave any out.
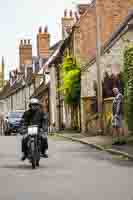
[37,26,50,59]
[19,39,32,73]
[62,9,75,39]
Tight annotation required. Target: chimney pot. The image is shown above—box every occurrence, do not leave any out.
[64,9,67,17]
[39,27,42,33]
[44,26,48,33]
[70,10,73,17]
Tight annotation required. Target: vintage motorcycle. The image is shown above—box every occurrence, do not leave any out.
[18,123,47,169]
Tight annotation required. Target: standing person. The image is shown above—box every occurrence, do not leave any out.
[112,88,124,138]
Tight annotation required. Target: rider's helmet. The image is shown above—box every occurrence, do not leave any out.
[29,98,40,111]
[29,98,39,105]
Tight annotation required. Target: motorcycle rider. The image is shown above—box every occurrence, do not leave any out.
[21,98,48,161]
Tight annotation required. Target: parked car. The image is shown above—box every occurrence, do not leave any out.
[4,112,24,135]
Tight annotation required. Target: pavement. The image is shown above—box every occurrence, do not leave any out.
[0,136,133,200]
[56,133,133,160]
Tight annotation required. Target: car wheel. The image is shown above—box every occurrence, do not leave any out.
[1,121,4,136]
[4,123,8,136]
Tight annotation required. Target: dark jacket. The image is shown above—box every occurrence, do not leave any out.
[22,109,48,132]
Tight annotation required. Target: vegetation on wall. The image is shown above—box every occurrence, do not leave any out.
[124,44,133,133]
[60,55,81,105]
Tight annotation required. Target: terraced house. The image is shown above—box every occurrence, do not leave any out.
[80,0,133,134]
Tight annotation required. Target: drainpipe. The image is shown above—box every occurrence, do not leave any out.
[56,65,61,131]
[11,95,13,111]
[96,15,103,133]
[48,84,50,132]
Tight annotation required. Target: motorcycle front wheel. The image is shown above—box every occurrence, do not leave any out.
[30,142,36,169]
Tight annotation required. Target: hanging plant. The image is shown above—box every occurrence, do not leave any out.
[59,55,81,105]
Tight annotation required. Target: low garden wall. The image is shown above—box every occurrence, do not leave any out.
[82,97,128,136]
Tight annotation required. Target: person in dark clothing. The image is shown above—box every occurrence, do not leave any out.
[112,88,124,138]
[21,98,48,160]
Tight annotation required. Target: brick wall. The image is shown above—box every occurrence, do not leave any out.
[96,0,133,43]
[19,40,32,71]
[79,0,133,64]
[37,27,50,59]
[79,4,96,64]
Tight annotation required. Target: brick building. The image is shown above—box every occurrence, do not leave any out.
[81,10,133,134]
[78,0,133,64]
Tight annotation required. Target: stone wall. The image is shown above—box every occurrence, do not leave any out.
[81,29,133,98]
[81,97,113,135]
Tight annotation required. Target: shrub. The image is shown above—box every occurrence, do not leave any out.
[124,44,133,133]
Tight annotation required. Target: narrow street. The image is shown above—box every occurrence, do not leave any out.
[0,136,132,200]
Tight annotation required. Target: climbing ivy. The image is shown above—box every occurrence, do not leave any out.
[59,56,81,105]
[124,44,133,133]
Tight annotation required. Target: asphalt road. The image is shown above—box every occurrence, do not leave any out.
[0,136,133,200]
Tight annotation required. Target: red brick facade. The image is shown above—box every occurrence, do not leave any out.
[79,0,133,63]
[79,4,96,63]
[19,39,32,72]
[37,26,50,58]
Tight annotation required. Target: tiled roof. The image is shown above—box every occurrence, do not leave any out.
[0,74,35,100]
[0,82,10,100]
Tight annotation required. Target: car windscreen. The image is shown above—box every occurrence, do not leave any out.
[8,112,23,119]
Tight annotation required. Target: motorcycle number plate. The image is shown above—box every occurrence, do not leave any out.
[28,126,38,135]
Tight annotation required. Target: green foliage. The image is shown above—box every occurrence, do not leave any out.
[124,44,133,133]
[60,56,81,105]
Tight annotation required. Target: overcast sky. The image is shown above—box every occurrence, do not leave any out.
[0,0,90,79]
